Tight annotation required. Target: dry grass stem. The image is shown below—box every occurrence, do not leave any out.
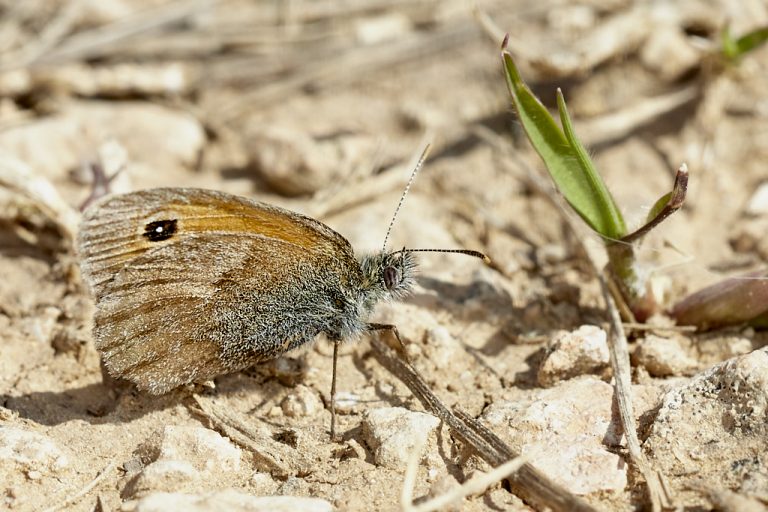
[577,87,699,146]
[189,394,310,478]
[41,461,116,512]
[622,322,697,333]
[599,275,672,511]
[32,0,211,67]
[401,436,528,512]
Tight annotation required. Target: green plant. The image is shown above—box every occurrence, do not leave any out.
[720,24,768,63]
[500,36,687,322]
[500,34,768,330]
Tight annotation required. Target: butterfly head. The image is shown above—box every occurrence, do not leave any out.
[359,250,417,304]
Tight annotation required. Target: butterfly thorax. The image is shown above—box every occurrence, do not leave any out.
[325,251,416,343]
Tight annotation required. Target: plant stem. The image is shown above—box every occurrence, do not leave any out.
[606,241,656,322]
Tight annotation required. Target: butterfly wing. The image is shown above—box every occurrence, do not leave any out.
[79,188,352,297]
[78,188,358,394]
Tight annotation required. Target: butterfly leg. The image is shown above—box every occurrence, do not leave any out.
[330,340,340,442]
[367,323,411,364]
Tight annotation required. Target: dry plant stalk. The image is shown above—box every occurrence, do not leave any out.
[41,461,116,512]
[401,437,528,512]
[599,275,672,511]
[189,394,311,478]
[369,336,596,512]
[30,0,211,67]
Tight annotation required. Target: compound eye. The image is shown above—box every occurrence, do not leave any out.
[383,266,400,290]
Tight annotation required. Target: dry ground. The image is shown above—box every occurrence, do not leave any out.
[1,1,768,511]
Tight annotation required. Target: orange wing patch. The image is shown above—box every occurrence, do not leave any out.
[78,188,352,297]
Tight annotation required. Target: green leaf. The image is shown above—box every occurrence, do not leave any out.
[721,25,739,60]
[557,91,626,238]
[722,24,768,61]
[646,191,672,223]
[501,50,626,239]
[735,26,768,56]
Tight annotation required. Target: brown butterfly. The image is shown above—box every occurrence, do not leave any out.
[77,149,487,436]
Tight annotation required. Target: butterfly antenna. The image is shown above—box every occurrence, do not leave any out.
[404,248,491,264]
[382,144,432,252]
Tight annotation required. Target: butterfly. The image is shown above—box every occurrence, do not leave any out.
[77,148,487,437]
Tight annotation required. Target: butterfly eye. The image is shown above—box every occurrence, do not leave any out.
[383,266,400,290]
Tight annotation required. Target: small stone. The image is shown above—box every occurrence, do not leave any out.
[124,460,201,498]
[0,69,31,96]
[644,348,768,502]
[696,334,754,364]
[720,349,768,427]
[0,427,72,506]
[537,325,610,387]
[261,357,305,387]
[482,377,662,495]
[0,101,205,183]
[361,407,440,470]
[535,244,568,265]
[23,306,61,345]
[246,127,376,197]
[136,426,241,474]
[547,4,596,33]
[250,472,278,495]
[354,13,411,45]
[281,385,322,417]
[729,218,768,260]
[634,335,698,377]
[423,326,465,371]
[123,458,144,475]
[640,26,700,82]
[333,391,360,415]
[126,490,333,512]
[277,476,306,495]
[746,182,768,216]
[0,427,70,472]
[426,474,463,511]
[338,438,367,461]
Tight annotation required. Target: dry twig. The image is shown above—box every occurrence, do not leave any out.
[189,394,311,478]
[41,461,116,512]
[369,335,596,512]
[30,0,212,67]
[401,437,528,512]
[599,276,672,511]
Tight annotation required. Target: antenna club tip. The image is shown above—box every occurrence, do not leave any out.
[482,255,492,264]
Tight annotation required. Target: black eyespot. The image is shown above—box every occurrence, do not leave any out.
[143,219,178,242]
[383,266,399,290]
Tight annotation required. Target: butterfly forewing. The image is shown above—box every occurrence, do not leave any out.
[78,188,353,297]
[78,188,359,393]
